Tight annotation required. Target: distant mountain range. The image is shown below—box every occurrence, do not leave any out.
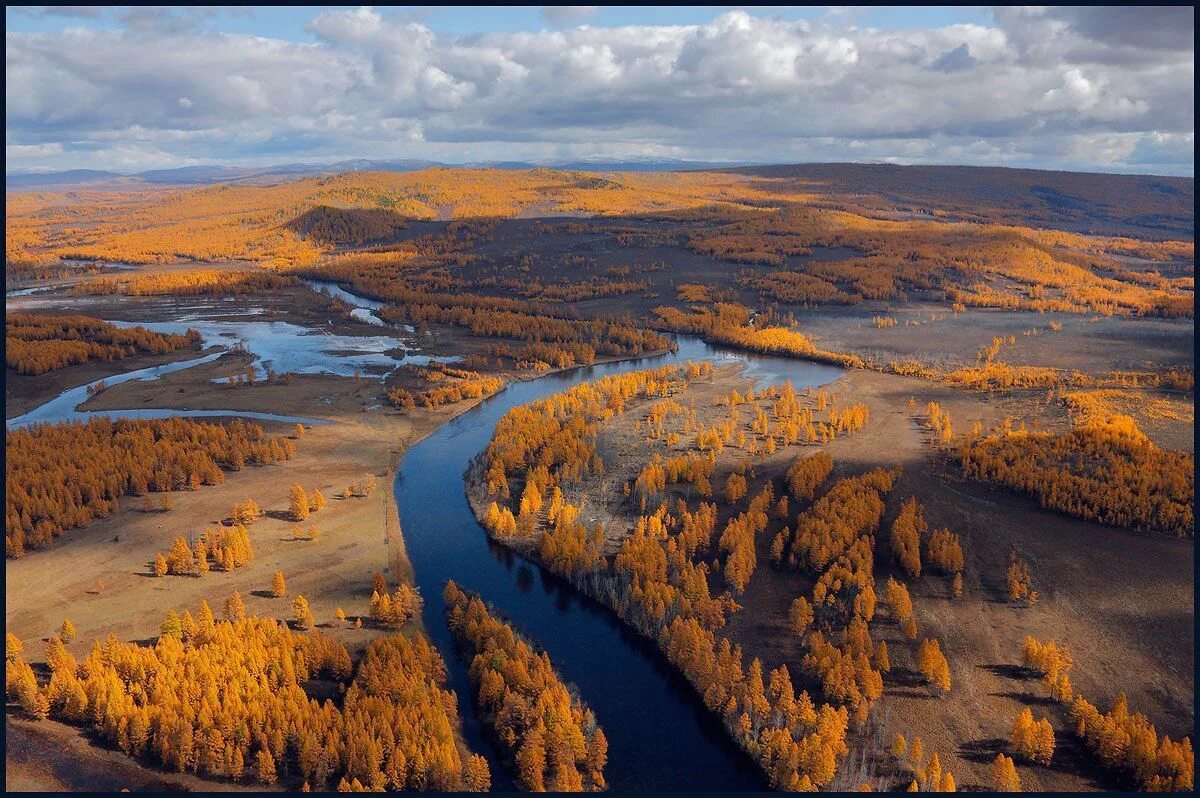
[5,157,747,188]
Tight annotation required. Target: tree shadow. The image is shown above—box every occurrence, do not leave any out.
[990,690,1057,707]
[979,662,1032,680]
[887,666,926,688]
[958,736,1007,764]
[249,589,277,599]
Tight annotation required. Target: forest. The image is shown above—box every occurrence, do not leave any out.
[5,417,296,556]
[5,601,491,791]
[470,366,923,789]
[444,582,608,792]
[6,313,200,375]
[960,413,1194,537]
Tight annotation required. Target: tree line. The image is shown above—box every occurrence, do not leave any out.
[6,417,296,556]
[444,582,608,791]
[6,313,200,375]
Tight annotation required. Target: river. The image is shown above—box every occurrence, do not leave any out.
[9,282,846,789]
[4,350,330,430]
[397,337,844,791]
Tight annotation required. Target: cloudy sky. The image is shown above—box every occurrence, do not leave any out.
[5,6,1195,175]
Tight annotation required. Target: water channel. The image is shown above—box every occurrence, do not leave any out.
[8,281,845,789]
[396,337,844,790]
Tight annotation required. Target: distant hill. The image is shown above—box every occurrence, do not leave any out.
[724,163,1195,239]
[5,157,743,190]
[136,165,256,184]
[533,156,747,172]
[8,160,1192,240]
[6,169,124,187]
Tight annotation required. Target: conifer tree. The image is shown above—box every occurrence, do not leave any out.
[991,753,1021,792]
[225,590,247,623]
[290,484,310,521]
[293,595,315,631]
[160,610,183,639]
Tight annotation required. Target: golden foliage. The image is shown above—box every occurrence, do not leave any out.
[25,601,489,790]
[6,417,295,556]
[961,414,1194,536]
[1070,693,1193,791]
[926,528,964,575]
[387,364,505,410]
[6,313,199,375]
[916,638,952,695]
[991,753,1021,792]
[1010,707,1055,766]
[786,451,834,501]
[890,497,926,579]
[445,582,607,791]
[76,269,300,296]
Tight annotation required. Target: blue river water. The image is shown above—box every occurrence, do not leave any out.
[7,280,845,789]
[397,336,844,791]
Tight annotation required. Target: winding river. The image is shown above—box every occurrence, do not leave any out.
[9,282,845,789]
[4,351,331,430]
[397,337,844,791]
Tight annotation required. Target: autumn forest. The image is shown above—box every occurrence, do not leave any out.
[4,157,1194,795]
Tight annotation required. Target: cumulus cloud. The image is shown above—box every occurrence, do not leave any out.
[540,7,600,30]
[4,8,1194,174]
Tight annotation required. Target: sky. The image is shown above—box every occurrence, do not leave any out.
[5,5,1195,175]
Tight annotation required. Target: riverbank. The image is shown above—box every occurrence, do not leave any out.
[3,317,678,791]
[7,274,1191,791]
[462,360,1194,790]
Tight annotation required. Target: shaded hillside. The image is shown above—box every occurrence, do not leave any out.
[725,163,1195,240]
[285,205,410,246]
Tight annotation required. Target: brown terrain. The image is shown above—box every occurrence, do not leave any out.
[5,163,1193,792]
[465,362,1193,791]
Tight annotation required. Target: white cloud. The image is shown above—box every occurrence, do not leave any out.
[4,8,1194,174]
[540,7,599,30]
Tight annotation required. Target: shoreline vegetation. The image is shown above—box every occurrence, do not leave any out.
[444,582,609,792]
[464,354,1194,790]
[466,363,856,790]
